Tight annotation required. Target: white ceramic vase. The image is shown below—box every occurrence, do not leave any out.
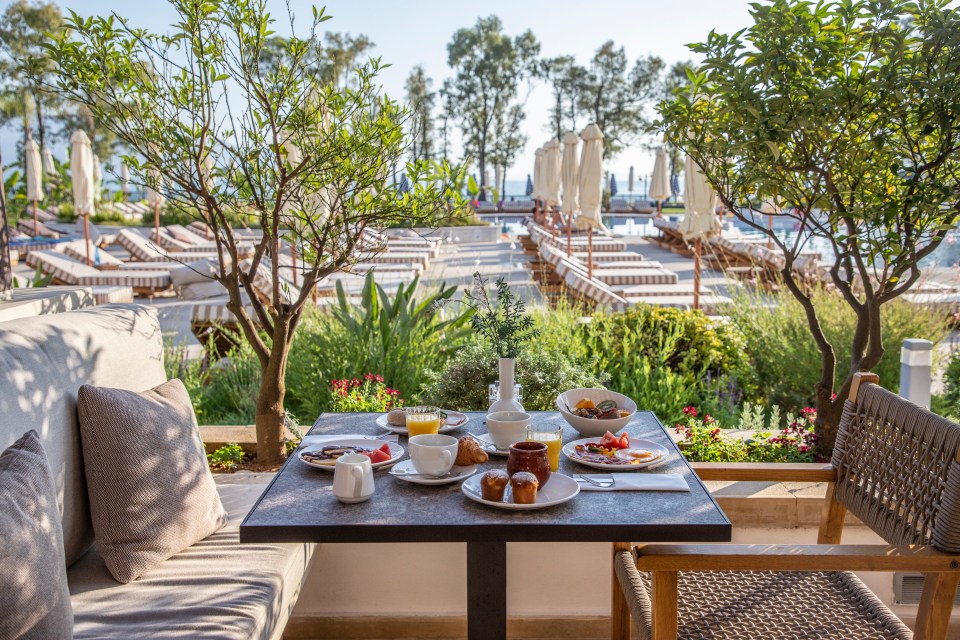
[488,357,525,413]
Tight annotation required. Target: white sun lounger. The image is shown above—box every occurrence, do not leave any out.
[26,250,171,295]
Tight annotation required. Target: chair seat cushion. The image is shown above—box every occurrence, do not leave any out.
[70,482,315,640]
[615,550,912,639]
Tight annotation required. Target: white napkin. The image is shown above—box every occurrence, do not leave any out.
[577,473,689,492]
[299,433,399,449]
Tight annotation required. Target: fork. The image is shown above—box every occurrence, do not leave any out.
[576,474,615,488]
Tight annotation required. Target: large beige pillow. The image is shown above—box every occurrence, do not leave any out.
[77,379,227,583]
[0,431,73,639]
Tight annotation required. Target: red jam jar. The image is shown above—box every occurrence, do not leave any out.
[507,441,551,487]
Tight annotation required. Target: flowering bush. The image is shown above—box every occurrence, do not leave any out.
[330,374,404,412]
[675,405,822,463]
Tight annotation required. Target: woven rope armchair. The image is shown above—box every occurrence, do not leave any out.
[612,372,960,640]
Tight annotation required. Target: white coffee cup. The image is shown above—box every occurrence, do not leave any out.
[408,434,459,476]
[486,411,531,450]
[333,453,374,503]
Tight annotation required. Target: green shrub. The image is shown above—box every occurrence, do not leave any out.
[674,405,820,463]
[284,274,474,420]
[724,287,948,413]
[207,443,245,471]
[419,339,608,411]
[330,374,404,412]
[577,304,751,424]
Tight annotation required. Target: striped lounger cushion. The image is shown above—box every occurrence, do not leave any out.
[91,286,134,305]
[26,251,171,290]
[590,269,679,286]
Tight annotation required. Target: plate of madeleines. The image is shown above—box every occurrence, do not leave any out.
[460,469,580,510]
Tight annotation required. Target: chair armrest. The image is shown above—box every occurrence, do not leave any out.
[634,544,960,573]
[690,462,836,482]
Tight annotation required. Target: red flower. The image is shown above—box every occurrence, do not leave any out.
[375,374,384,383]
[364,373,374,381]
[682,406,698,417]
[704,415,715,424]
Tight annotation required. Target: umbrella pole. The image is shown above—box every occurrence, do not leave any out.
[588,228,594,279]
[656,200,662,218]
[767,214,773,249]
[291,244,298,287]
[33,201,39,236]
[83,214,92,266]
[551,207,557,240]
[153,202,160,243]
[566,214,572,257]
[693,238,701,310]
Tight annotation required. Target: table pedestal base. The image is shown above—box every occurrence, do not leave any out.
[467,540,507,640]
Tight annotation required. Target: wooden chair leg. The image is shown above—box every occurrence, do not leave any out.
[651,570,678,640]
[915,572,960,640]
[612,542,632,640]
[817,482,846,544]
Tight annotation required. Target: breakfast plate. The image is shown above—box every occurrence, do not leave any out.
[461,473,580,510]
[562,437,668,471]
[376,410,469,434]
[298,439,404,471]
[388,460,477,485]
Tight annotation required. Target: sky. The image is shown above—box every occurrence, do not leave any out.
[1,0,757,193]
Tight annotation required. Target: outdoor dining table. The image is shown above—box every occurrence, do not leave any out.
[239,411,731,640]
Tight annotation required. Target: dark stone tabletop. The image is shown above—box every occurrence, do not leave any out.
[239,411,731,544]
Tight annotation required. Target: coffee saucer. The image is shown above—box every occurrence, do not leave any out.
[388,460,477,485]
[475,434,510,457]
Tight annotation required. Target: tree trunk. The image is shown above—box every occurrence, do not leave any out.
[255,321,291,465]
[36,98,46,150]
[814,392,845,456]
[0,146,11,294]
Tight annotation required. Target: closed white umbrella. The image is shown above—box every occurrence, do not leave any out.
[70,130,95,265]
[146,170,165,245]
[543,138,562,238]
[24,139,43,235]
[760,198,781,249]
[561,131,580,256]
[92,155,102,208]
[120,163,130,201]
[628,166,635,193]
[532,147,544,222]
[680,155,721,309]
[649,147,671,215]
[41,147,55,177]
[577,123,604,277]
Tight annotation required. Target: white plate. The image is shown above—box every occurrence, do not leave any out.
[562,437,668,471]
[461,473,580,510]
[474,434,510,457]
[389,459,477,485]
[375,410,469,434]
[298,439,404,471]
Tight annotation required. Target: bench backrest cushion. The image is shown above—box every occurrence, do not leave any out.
[0,305,167,566]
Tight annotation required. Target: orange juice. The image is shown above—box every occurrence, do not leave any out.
[406,414,442,437]
[526,430,562,471]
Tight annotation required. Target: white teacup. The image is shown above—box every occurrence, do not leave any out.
[333,453,375,503]
[409,434,459,476]
[486,411,531,450]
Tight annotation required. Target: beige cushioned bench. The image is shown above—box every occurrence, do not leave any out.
[0,305,315,640]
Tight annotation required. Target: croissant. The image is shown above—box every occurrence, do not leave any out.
[455,436,489,465]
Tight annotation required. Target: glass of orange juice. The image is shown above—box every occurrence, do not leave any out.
[525,425,563,471]
[405,406,442,437]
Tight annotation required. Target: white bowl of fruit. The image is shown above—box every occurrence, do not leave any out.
[555,388,637,437]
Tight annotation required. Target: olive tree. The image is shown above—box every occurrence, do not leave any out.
[43,0,462,463]
[658,0,960,451]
